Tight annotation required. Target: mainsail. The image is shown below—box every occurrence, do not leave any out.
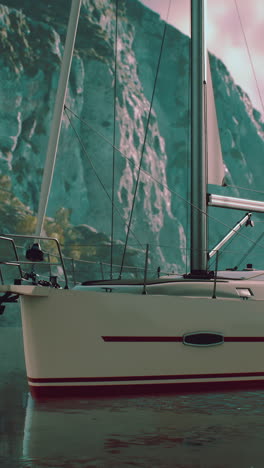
[206,55,264,213]
[206,55,226,186]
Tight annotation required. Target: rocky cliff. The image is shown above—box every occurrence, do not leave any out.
[1,0,264,279]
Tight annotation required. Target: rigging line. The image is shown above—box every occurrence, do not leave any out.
[64,107,264,252]
[119,2,172,279]
[110,0,119,279]
[64,108,144,251]
[234,0,264,114]
[65,106,204,211]
[185,2,191,275]
[235,231,264,270]
[225,184,264,196]
[203,64,209,262]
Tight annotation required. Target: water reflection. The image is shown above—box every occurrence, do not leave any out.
[0,327,27,467]
[20,391,264,467]
[1,327,264,467]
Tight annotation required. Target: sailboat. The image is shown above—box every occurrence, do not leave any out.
[1,0,264,399]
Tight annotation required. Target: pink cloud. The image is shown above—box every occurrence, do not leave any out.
[140,0,264,114]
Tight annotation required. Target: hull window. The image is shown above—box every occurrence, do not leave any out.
[183,332,224,347]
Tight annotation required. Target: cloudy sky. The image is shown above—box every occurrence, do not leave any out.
[140,0,264,116]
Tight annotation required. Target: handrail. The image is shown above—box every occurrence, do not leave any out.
[1,233,263,287]
[0,236,23,279]
[0,260,63,267]
[0,234,69,289]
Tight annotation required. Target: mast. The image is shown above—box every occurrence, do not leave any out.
[35,0,82,237]
[190,0,208,275]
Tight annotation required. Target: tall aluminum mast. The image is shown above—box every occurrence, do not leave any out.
[190,0,208,275]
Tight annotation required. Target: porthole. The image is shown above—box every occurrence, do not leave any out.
[183,332,224,347]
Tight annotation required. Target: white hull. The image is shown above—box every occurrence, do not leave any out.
[3,278,264,398]
[1,0,262,401]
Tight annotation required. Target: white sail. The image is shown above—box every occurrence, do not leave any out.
[206,55,226,186]
[35,0,82,237]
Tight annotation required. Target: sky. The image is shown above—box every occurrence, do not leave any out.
[140,0,264,116]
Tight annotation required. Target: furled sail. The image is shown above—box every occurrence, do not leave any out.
[206,56,264,213]
[206,55,226,186]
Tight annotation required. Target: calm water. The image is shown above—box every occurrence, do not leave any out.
[1,325,264,467]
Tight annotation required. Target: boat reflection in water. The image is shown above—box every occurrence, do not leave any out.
[22,391,264,467]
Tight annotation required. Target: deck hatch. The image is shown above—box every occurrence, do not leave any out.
[183,332,224,346]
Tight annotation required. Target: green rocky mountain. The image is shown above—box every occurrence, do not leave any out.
[1,0,264,280]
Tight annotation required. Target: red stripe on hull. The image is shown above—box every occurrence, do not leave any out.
[102,336,182,342]
[102,336,264,342]
[29,379,264,399]
[28,371,264,384]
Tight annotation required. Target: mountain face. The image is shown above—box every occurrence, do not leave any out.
[0,0,264,279]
